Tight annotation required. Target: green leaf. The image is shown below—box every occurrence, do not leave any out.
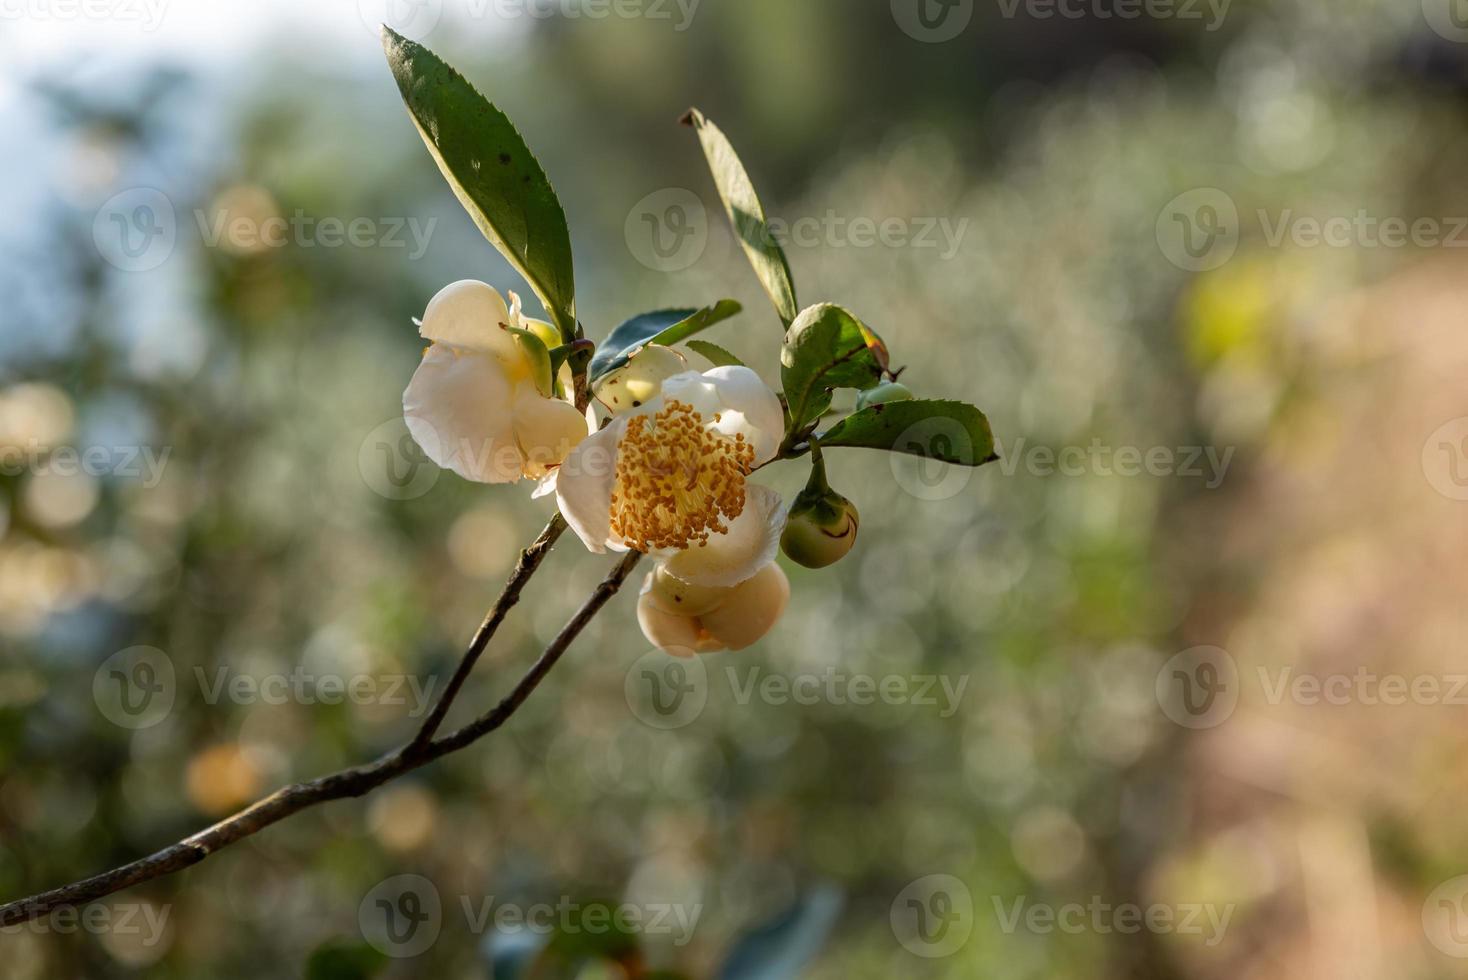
[305,940,388,980]
[588,300,742,380]
[780,303,891,432]
[682,108,798,327]
[817,399,998,465]
[685,339,746,368]
[383,27,577,342]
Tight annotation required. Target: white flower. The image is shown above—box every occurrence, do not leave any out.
[404,280,590,485]
[557,352,787,589]
[636,562,791,655]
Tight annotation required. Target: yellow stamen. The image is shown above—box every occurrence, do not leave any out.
[609,400,755,552]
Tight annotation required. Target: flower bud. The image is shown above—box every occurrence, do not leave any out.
[594,345,688,414]
[856,381,913,411]
[780,489,859,569]
[636,563,790,655]
[643,564,730,617]
[697,563,789,651]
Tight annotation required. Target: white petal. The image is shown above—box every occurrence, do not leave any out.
[659,370,723,418]
[705,365,785,465]
[661,484,786,588]
[404,345,524,484]
[532,470,559,499]
[555,417,625,553]
[700,562,790,651]
[636,578,725,656]
[419,280,518,360]
[663,366,784,465]
[512,385,592,479]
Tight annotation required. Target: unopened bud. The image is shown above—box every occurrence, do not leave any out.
[856,381,913,411]
[781,489,860,569]
[594,345,688,414]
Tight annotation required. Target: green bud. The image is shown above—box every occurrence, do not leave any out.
[856,381,914,411]
[781,488,860,569]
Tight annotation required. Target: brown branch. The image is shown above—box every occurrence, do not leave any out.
[0,548,645,927]
[407,513,567,751]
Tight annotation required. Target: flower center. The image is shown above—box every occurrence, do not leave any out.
[609,400,755,552]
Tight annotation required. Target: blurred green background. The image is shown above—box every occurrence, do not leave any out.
[5,0,1468,976]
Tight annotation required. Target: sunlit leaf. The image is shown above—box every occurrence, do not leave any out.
[684,339,746,368]
[683,108,798,326]
[780,303,890,432]
[817,399,998,465]
[383,27,577,341]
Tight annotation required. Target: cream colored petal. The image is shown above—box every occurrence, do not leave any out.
[403,344,524,484]
[662,366,783,465]
[642,564,733,617]
[636,574,726,656]
[658,370,723,418]
[419,280,519,361]
[532,470,559,500]
[661,484,786,588]
[593,346,689,415]
[555,417,626,553]
[699,562,790,652]
[704,365,785,465]
[512,384,592,479]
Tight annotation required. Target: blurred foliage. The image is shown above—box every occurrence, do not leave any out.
[4,0,1468,977]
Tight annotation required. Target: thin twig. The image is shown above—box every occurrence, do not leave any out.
[434,549,643,754]
[0,549,644,927]
[407,513,567,752]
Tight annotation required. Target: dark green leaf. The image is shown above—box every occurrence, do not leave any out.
[588,300,742,380]
[818,399,998,465]
[682,108,798,326]
[383,27,577,341]
[685,339,746,368]
[780,304,891,432]
[305,941,388,980]
[719,885,844,980]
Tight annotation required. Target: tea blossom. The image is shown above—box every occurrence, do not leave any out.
[404,280,590,484]
[636,562,790,655]
[557,349,788,591]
